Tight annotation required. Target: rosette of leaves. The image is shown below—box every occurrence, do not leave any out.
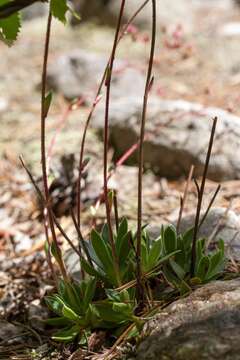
[45,278,139,342]
[80,218,133,287]
[139,227,180,276]
[81,218,179,288]
[161,225,226,293]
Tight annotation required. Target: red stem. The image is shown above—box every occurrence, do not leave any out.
[103,0,126,286]
[76,0,151,229]
[136,0,156,299]
[41,12,67,281]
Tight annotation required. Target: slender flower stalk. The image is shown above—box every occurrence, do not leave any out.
[190,117,217,276]
[102,0,126,286]
[76,0,151,229]
[41,11,68,281]
[176,165,194,234]
[136,0,157,300]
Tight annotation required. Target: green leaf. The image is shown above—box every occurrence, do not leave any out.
[141,240,148,271]
[45,317,71,327]
[205,248,225,281]
[62,303,80,322]
[169,259,186,280]
[96,303,130,324]
[84,240,105,270]
[81,258,106,281]
[101,223,109,243]
[218,238,225,253]
[52,325,80,342]
[91,229,116,284]
[45,295,63,316]
[178,279,192,295]
[182,227,194,252]
[91,229,112,267]
[64,282,84,314]
[0,0,21,46]
[117,218,128,242]
[162,265,181,288]
[112,302,132,316]
[116,218,129,258]
[106,289,131,303]
[43,91,53,118]
[50,241,61,264]
[146,250,181,279]
[83,279,96,310]
[84,304,101,328]
[174,236,187,269]
[148,237,162,271]
[58,279,67,299]
[118,231,131,265]
[195,256,210,280]
[163,225,177,254]
[50,0,68,24]
[196,238,206,269]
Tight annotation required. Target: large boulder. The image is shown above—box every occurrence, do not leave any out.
[93,97,240,181]
[71,0,193,31]
[132,278,240,360]
[47,50,146,101]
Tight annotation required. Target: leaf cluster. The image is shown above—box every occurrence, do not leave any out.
[46,219,226,342]
[161,225,226,293]
[45,278,138,342]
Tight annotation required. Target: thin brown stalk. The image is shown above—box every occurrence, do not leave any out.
[76,0,151,228]
[199,184,221,230]
[71,209,94,267]
[20,156,69,279]
[176,165,194,234]
[76,95,102,228]
[43,216,57,284]
[19,155,43,201]
[194,177,200,197]
[113,190,119,232]
[41,11,68,281]
[136,0,157,300]
[52,215,82,258]
[102,0,127,287]
[190,117,218,276]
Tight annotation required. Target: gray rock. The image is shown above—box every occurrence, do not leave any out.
[71,0,193,31]
[93,97,240,181]
[47,50,145,100]
[148,207,240,259]
[133,278,240,360]
[178,207,240,259]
